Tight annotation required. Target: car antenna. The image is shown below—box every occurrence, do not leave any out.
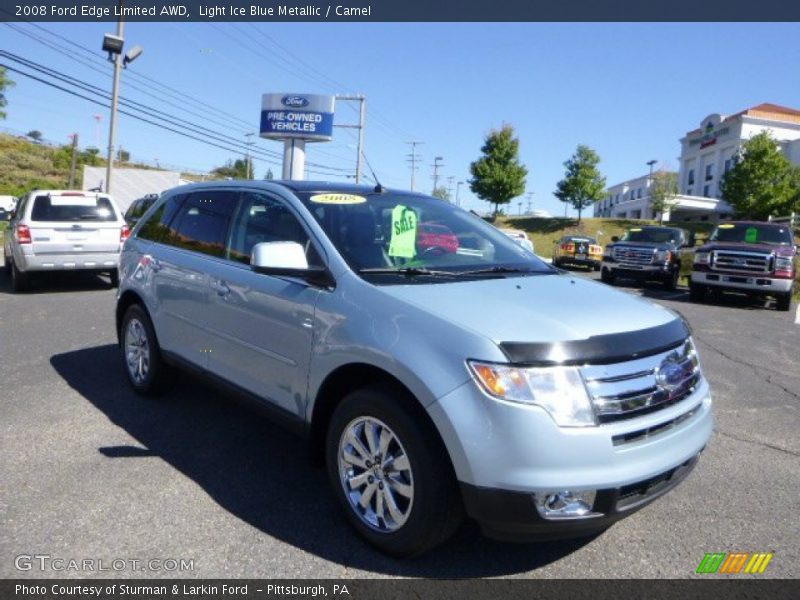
[360,150,385,193]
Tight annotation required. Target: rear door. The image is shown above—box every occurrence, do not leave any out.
[28,193,122,256]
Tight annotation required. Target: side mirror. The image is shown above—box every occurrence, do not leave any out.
[250,241,332,287]
[611,235,620,243]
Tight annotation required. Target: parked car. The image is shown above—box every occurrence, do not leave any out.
[0,195,17,220]
[500,228,534,253]
[3,190,128,291]
[416,222,459,255]
[601,226,694,290]
[124,193,160,227]
[690,221,796,311]
[552,235,603,270]
[116,181,712,556]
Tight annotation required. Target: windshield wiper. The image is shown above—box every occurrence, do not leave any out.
[457,266,541,276]
[358,267,461,278]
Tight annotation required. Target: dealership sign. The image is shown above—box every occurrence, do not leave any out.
[260,93,335,141]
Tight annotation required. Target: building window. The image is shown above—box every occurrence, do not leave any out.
[637,188,643,199]
[724,158,732,173]
[703,185,710,197]
[687,169,695,186]
[705,164,714,181]
[687,188,693,196]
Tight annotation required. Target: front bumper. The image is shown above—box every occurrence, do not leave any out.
[559,255,601,268]
[427,377,713,539]
[691,271,794,293]
[603,260,673,279]
[16,251,120,273]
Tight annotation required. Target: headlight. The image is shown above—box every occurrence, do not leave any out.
[467,361,595,427]
[775,256,794,271]
[694,251,710,265]
[654,250,672,263]
[603,246,613,258]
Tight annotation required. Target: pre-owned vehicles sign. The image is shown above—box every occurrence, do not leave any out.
[260,93,335,141]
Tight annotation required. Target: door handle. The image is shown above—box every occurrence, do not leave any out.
[150,258,162,271]
[211,280,230,296]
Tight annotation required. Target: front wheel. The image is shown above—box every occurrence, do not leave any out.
[775,291,793,312]
[120,304,175,396]
[326,385,463,557]
[663,268,680,291]
[600,267,616,285]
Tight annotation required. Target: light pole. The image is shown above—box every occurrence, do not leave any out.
[102,6,142,195]
[646,159,657,185]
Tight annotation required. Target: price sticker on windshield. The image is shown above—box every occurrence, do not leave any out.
[389,205,418,258]
[310,193,366,205]
[745,227,759,243]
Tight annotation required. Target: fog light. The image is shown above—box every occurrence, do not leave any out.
[535,490,601,520]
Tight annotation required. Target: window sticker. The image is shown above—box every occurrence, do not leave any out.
[629,228,642,232]
[388,205,418,258]
[745,227,758,243]
[310,193,366,205]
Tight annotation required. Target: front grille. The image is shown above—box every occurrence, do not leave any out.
[712,250,771,273]
[612,405,701,446]
[581,338,701,423]
[615,456,697,511]
[612,246,655,267]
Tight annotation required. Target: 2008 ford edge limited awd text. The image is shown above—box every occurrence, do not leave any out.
[115,181,713,556]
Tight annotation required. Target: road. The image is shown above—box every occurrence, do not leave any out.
[0,266,798,579]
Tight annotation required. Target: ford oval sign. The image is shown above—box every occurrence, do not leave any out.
[282,96,309,108]
[656,359,686,391]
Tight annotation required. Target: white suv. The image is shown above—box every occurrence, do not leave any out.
[3,190,129,291]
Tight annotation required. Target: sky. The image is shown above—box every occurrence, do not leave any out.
[2,21,800,216]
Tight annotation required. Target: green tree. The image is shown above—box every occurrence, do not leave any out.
[117,148,130,162]
[0,67,14,119]
[264,168,274,180]
[432,186,451,201]
[469,125,528,218]
[211,158,248,179]
[720,131,800,219]
[27,130,43,142]
[648,169,679,224]
[554,145,606,224]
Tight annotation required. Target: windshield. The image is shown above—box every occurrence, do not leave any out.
[295,190,553,282]
[621,228,682,244]
[710,223,793,246]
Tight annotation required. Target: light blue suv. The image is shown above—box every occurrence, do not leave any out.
[116,181,713,556]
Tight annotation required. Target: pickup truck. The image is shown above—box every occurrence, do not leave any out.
[690,221,796,311]
[601,226,693,290]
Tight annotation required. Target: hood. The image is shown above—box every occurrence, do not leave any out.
[378,273,679,346]
[697,241,795,257]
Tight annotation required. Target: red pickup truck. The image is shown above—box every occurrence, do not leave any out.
[690,221,797,311]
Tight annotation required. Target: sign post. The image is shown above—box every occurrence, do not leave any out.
[260,93,336,180]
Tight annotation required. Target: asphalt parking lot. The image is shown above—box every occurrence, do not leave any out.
[0,265,798,579]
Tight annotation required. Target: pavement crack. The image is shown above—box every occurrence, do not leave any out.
[696,336,800,402]
[716,429,800,458]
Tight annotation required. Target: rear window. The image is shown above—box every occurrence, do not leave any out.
[31,195,118,222]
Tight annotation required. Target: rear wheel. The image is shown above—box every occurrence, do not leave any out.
[120,304,175,396]
[600,267,616,285]
[109,269,120,288]
[10,260,30,292]
[775,291,792,312]
[663,268,680,291]
[326,385,463,557]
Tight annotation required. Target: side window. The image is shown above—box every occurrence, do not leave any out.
[125,199,141,220]
[166,191,238,258]
[227,192,319,266]
[137,193,186,243]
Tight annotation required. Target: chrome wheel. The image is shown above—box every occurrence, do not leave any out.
[338,416,414,532]
[124,318,150,385]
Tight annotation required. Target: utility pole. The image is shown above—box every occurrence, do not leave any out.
[446,176,455,202]
[68,133,79,189]
[431,156,444,193]
[456,181,464,207]
[334,95,366,183]
[405,141,423,191]
[525,191,534,214]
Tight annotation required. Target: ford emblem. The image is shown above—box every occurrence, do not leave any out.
[656,359,685,391]
[282,95,309,108]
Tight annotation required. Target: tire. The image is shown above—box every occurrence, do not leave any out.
[325,384,463,557]
[10,259,30,292]
[663,268,680,291]
[688,282,706,302]
[552,257,561,268]
[775,291,792,312]
[109,269,120,288]
[120,304,175,396]
[2,251,10,277]
[593,263,601,272]
[600,267,616,285]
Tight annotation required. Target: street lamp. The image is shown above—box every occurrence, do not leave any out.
[646,159,657,185]
[103,12,142,195]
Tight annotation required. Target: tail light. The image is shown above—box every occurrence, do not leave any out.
[589,245,602,254]
[120,224,131,243]
[16,224,32,244]
[561,243,575,252]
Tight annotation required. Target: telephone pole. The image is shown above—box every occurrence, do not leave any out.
[525,191,534,214]
[431,156,444,193]
[405,141,423,191]
[245,133,255,179]
[68,133,79,189]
